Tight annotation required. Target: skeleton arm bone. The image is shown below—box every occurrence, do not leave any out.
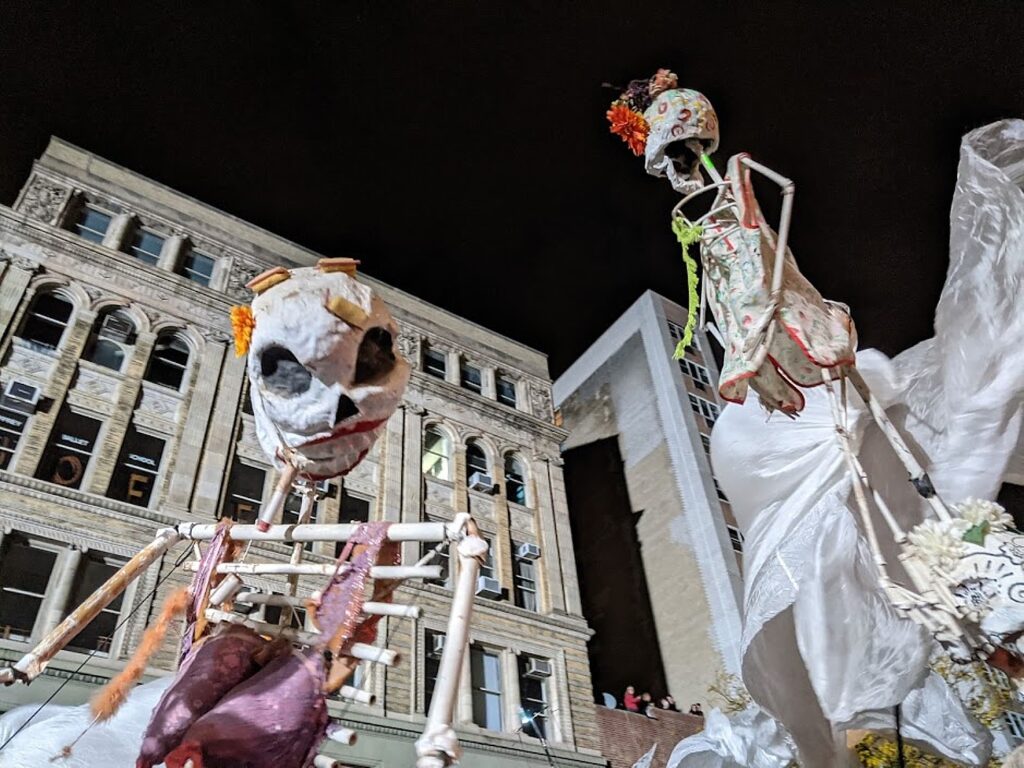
[738,156,794,305]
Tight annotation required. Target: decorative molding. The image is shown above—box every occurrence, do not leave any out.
[529,381,554,422]
[396,327,421,363]
[225,260,262,302]
[20,177,71,225]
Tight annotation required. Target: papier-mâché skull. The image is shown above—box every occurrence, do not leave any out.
[643,88,720,194]
[245,260,410,480]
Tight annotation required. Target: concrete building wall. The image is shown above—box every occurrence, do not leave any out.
[0,138,603,767]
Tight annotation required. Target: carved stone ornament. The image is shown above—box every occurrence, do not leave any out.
[226,261,263,302]
[529,382,553,421]
[21,178,71,224]
[397,329,421,363]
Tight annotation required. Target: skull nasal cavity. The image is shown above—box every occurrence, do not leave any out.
[260,346,312,397]
[336,394,359,424]
[354,327,396,384]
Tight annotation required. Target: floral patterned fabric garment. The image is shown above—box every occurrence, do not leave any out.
[702,154,856,413]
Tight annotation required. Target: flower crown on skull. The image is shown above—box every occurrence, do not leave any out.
[605,68,679,155]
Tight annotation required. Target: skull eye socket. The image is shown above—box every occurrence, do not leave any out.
[260,345,312,397]
[354,327,396,385]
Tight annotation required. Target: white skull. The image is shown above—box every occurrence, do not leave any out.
[245,262,410,480]
[948,529,1024,656]
[642,88,720,194]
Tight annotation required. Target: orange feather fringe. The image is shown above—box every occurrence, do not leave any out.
[90,587,189,722]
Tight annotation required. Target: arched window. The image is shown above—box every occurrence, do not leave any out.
[422,426,451,480]
[466,440,489,484]
[145,332,190,390]
[18,292,73,350]
[84,309,136,372]
[505,454,527,506]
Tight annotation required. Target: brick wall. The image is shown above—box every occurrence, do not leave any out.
[595,706,704,768]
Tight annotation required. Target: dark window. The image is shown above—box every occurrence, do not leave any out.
[106,425,165,507]
[66,552,124,653]
[714,477,729,502]
[700,434,712,456]
[179,250,215,287]
[84,310,136,372]
[35,408,101,490]
[18,293,73,350]
[424,629,445,712]
[221,460,266,523]
[496,374,517,408]
[466,442,488,480]
[0,535,57,640]
[334,490,372,557]
[263,597,305,629]
[73,206,113,244]
[505,454,527,505]
[240,382,254,416]
[478,537,495,580]
[471,645,503,731]
[423,348,447,379]
[421,538,450,587]
[728,525,744,553]
[678,358,711,389]
[282,489,319,552]
[460,362,482,394]
[145,334,190,390]
[0,408,28,470]
[513,549,538,612]
[688,394,719,427]
[126,228,165,266]
[518,655,550,739]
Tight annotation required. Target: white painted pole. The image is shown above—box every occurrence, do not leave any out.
[185,562,442,580]
[177,521,448,543]
[285,486,317,603]
[338,685,375,705]
[313,756,345,768]
[256,464,297,532]
[234,591,420,618]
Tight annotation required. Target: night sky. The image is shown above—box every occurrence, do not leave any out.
[1,2,1021,376]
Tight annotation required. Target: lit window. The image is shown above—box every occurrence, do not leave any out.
[84,309,136,372]
[461,362,482,394]
[518,655,551,739]
[0,408,28,471]
[727,525,744,553]
[505,454,527,505]
[466,441,489,482]
[221,460,266,523]
[72,205,113,244]
[126,228,165,266]
[35,407,101,490]
[424,629,445,711]
[0,534,57,640]
[179,250,215,287]
[423,348,447,379]
[422,427,451,479]
[471,645,503,731]
[65,552,125,654]
[496,374,517,408]
[18,293,73,350]
[106,425,165,508]
[513,546,538,612]
[145,333,190,390]
[688,394,720,427]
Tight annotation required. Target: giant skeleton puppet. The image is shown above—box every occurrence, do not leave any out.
[0,259,488,768]
[608,72,1024,765]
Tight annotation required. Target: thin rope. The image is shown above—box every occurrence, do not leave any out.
[0,545,192,755]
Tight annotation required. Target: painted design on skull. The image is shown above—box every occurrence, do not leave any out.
[952,577,998,612]
[999,536,1024,564]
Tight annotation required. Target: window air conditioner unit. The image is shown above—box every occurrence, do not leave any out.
[98,313,134,342]
[468,472,493,493]
[475,575,501,599]
[524,657,553,679]
[430,634,446,658]
[516,542,541,561]
[1,380,40,414]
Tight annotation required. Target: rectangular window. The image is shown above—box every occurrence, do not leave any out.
[421,538,450,587]
[471,645,503,731]
[1005,710,1024,743]
[513,548,538,612]
[221,460,266,523]
[714,477,729,503]
[334,490,373,557]
[35,408,101,490]
[73,205,112,244]
[700,434,712,456]
[688,394,720,427]
[518,655,550,740]
[263,597,305,629]
[0,534,57,640]
[282,489,319,552]
[678,358,711,389]
[66,552,125,654]
[667,321,700,355]
[180,250,215,287]
[0,407,28,470]
[460,362,482,394]
[127,229,165,266]
[423,348,447,379]
[424,629,445,712]
[20,293,73,350]
[727,525,744,553]
[422,429,450,479]
[479,537,495,579]
[106,425,165,507]
[496,374,517,408]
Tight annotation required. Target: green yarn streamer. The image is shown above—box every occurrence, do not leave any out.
[671,217,703,359]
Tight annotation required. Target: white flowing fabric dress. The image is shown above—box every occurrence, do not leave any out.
[702,119,1024,767]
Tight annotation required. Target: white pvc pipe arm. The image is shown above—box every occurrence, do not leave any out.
[177,521,450,544]
[184,561,442,580]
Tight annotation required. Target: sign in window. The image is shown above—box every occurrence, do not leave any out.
[35,408,101,489]
[107,426,165,507]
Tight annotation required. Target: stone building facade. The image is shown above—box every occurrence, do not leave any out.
[553,291,744,711]
[0,138,604,767]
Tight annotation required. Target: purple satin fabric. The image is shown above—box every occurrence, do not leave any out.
[181,521,234,662]
[165,649,329,768]
[137,626,266,768]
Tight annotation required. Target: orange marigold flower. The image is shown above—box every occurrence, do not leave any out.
[606,103,649,156]
[230,305,255,358]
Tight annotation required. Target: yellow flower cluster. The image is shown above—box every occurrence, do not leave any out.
[229,305,255,358]
[854,733,1004,768]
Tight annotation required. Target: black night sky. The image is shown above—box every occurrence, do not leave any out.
[0,1,1021,376]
